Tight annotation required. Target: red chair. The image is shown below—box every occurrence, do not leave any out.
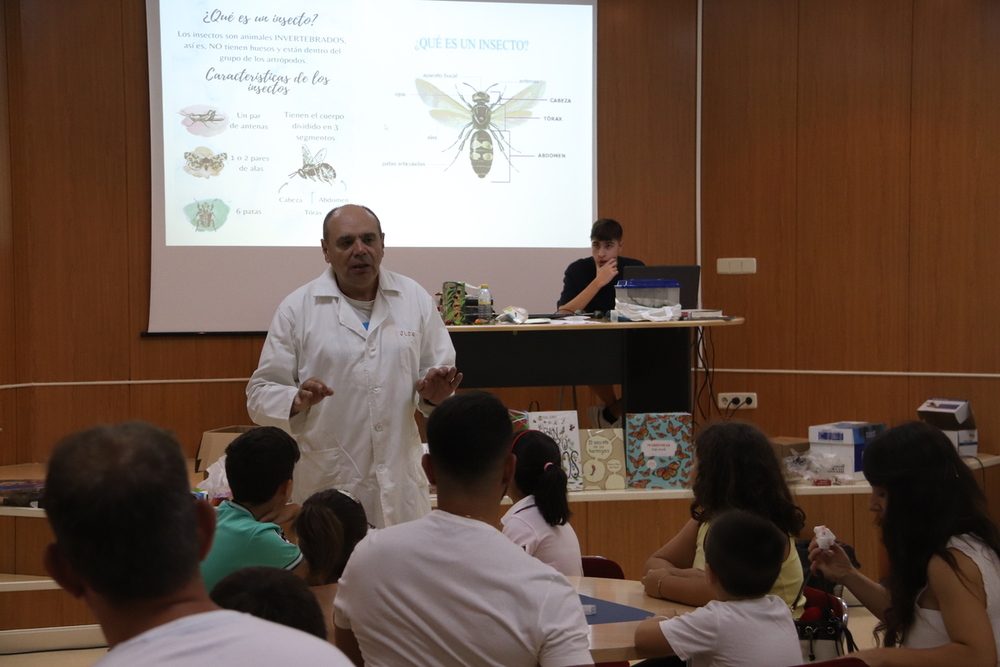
[581,555,626,580]
[581,556,628,667]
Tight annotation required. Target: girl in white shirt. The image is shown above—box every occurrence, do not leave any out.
[502,430,583,577]
[810,421,1000,666]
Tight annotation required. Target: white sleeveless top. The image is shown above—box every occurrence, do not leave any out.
[902,534,1000,660]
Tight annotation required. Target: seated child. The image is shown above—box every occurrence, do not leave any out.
[294,488,371,644]
[210,566,327,640]
[502,430,583,576]
[635,510,802,667]
[200,426,303,592]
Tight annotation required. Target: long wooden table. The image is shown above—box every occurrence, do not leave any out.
[448,318,744,414]
[571,576,694,663]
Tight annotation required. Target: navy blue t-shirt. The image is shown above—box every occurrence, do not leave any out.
[557,256,645,313]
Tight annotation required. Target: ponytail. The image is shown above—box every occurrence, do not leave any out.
[512,431,572,527]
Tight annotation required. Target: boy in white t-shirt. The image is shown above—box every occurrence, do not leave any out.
[634,510,802,667]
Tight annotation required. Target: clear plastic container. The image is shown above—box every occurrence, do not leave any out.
[614,279,681,308]
[477,284,492,323]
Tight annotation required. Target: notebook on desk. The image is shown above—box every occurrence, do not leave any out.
[622,265,701,309]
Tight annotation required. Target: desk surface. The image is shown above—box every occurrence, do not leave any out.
[571,576,694,663]
[447,317,744,333]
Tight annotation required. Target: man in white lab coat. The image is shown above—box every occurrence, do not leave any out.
[247,205,462,528]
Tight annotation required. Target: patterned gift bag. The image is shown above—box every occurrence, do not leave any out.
[579,429,628,490]
[527,410,583,491]
[624,413,694,489]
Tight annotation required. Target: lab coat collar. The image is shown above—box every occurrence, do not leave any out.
[314,268,403,337]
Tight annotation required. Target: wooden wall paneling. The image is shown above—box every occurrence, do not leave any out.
[0,390,15,466]
[129,382,254,459]
[9,0,131,384]
[0,0,16,466]
[908,376,1000,455]
[0,516,14,572]
[122,0,152,341]
[795,1,912,372]
[0,589,96,631]
[695,371,803,438]
[793,375,910,442]
[792,493,854,543]
[909,0,1000,375]
[131,336,258,383]
[596,0,697,265]
[701,0,798,371]
[585,498,692,580]
[851,493,883,580]
[18,386,130,462]
[14,514,50,576]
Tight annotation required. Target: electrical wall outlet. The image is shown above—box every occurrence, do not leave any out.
[717,392,758,410]
[716,258,758,275]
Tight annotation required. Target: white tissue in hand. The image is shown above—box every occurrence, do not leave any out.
[814,525,836,550]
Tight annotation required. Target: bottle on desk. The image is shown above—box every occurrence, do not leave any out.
[477,284,492,323]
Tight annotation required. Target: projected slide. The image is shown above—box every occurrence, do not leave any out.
[155,0,594,248]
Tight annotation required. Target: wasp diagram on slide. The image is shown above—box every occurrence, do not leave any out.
[415,79,546,179]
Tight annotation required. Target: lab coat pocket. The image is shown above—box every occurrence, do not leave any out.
[396,330,422,375]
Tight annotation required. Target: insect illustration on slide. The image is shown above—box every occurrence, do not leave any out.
[183,147,227,179]
[415,79,545,179]
[178,105,230,137]
[193,199,217,230]
[179,109,226,126]
[288,144,337,184]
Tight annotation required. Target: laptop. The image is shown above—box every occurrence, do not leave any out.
[621,265,701,309]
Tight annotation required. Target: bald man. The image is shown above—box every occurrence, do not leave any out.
[247,205,462,528]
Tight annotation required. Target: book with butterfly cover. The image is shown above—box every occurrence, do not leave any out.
[528,410,584,491]
[579,429,628,491]
[624,413,694,489]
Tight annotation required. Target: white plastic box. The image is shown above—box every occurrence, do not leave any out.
[917,398,978,456]
[614,279,681,308]
[808,422,886,479]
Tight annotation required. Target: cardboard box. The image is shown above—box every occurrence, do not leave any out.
[918,398,978,456]
[197,426,257,472]
[579,429,628,491]
[770,436,810,462]
[624,413,694,489]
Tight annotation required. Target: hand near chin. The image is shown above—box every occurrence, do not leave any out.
[596,258,619,286]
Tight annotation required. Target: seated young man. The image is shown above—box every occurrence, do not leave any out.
[42,421,350,666]
[634,510,802,667]
[557,218,644,427]
[200,426,303,592]
[333,390,594,667]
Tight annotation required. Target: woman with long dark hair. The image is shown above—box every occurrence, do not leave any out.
[642,421,806,606]
[810,421,1000,665]
[502,430,583,576]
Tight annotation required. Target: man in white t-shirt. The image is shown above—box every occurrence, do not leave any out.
[334,391,594,667]
[634,510,803,667]
[41,421,352,667]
